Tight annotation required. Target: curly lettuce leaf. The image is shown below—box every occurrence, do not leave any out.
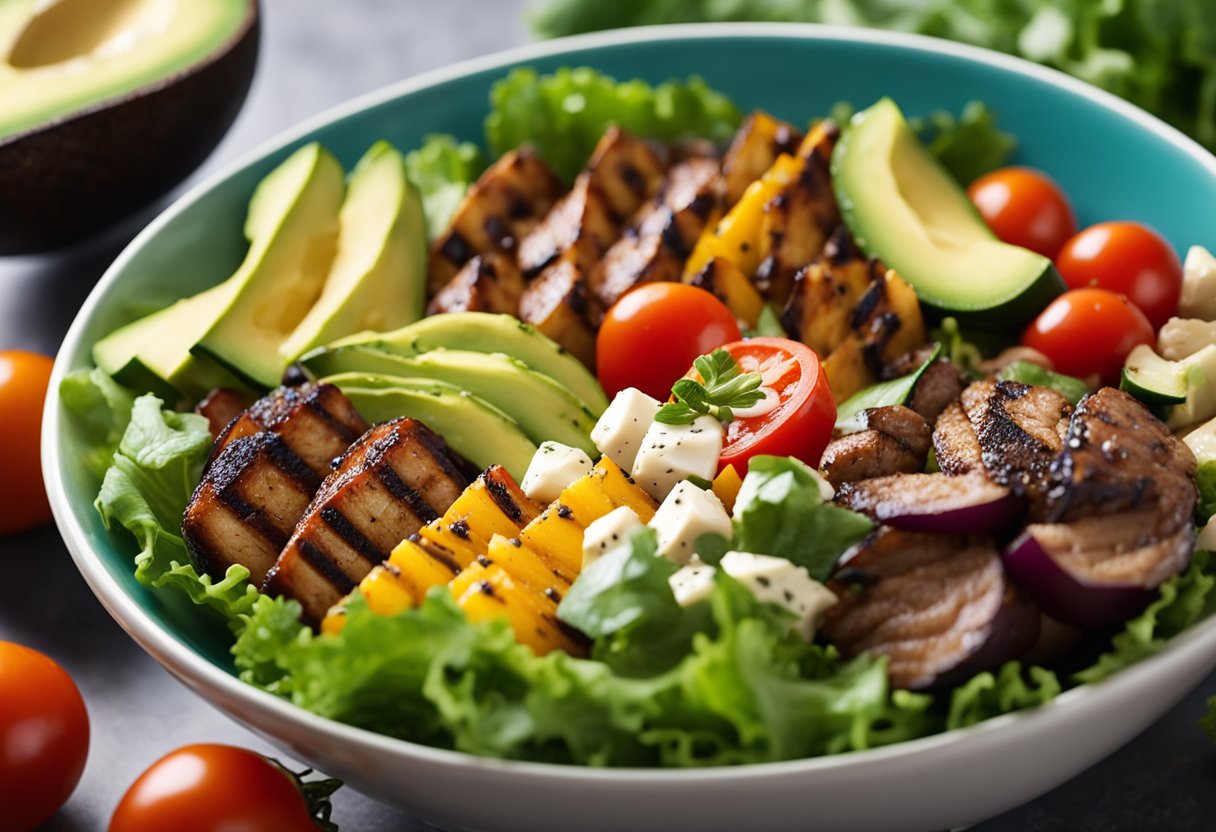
[402,134,486,240]
[1075,549,1216,684]
[947,661,1062,730]
[59,368,136,481]
[732,456,873,581]
[1196,461,1216,525]
[235,571,931,766]
[908,102,1017,186]
[485,67,741,181]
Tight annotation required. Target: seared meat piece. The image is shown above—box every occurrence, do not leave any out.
[933,401,982,476]
[959,379,1072,500]
[583,125,668,219]
[720,111,802,207]
[195,388,253,440]
[261,418,468,626]
[836,471,1021,534]
[1043,387,1197,525]
[907,360,966,424]
[209,382,368,475]
[184,432,326,585]
[820,406,931,487]
[587,157,721,318]
[823,529,1039,690]
[428,148,564,292]
[518,260,596,367]
[517,174,621,277]
[427,252,526,317]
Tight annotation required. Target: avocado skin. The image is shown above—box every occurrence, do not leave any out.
[0,2,259,255]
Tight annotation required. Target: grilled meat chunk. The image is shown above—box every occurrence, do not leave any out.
[933,401,983,476]
[427,252,526,317]
[754,120,840,304]
[262,418,468,626]
[720,111,802,207]
[836,471,1020,534]
[195,387,253,440]
[588,157,721,318]
[823,529,1039,690]
[821,406,931,487]
[209,382,368,474]
[907,360,966,424]
[959,379,1072,500]
[517,174,621,277]
[518,260,596,367]
[1044,387,1197,525]
[428,148,564,292]
[583,125,668,219]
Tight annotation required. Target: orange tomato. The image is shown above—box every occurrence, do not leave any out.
[0,350,54,535]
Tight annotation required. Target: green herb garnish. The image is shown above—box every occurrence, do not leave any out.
[655,349,764,425]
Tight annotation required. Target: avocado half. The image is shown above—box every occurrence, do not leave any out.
[0,0,259,254]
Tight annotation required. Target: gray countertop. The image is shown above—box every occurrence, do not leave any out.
[3,2,1215,829]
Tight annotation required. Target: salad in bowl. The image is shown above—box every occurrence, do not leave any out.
[48,27,1216,830]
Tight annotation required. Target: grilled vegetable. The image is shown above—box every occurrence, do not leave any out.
[686,256,766,329]
[823,528,1039,690]
[720,111,803,207]
[450,561,585,656]
[427,148,564,293]
[837,471,1022,534]
[427,251,526,316]
[261,418,468,626]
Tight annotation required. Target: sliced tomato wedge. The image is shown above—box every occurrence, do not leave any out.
[712,338,836,473]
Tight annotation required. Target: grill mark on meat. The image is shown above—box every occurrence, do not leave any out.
[213,490,289,551]
[295,539,358,595]
[376,467,439,524]
[319,506,385,565]
[933,401,982,476]
[304,392,362,445]
[961,379,1071,500]
[263,434,322,494]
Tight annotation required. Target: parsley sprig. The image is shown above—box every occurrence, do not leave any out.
[655,349,764,425]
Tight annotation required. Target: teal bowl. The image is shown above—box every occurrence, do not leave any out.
[44,24,1216,832]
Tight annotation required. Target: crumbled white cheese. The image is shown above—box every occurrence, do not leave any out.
[1180,245,1216,321]
[581,506,643,571]
[631,415,723,500]
[649,480,732,564]
[520,441,593,506]
[668,560,716,607]
[720,551,838,641]
[1158,318,1216,362]
[590,387,661,472]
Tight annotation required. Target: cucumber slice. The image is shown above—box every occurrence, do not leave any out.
[1121,344,1188,405]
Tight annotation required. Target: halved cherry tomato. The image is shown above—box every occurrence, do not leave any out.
[1021,288,1154,386]
[110,744,330,832]
[0,642,89,832]
[0,350,54,535]
[968,167,1076,259]
[711,338,835,472]
[1054,221,1183,329]
[597,283,742,401]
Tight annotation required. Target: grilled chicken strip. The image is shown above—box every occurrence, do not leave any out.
[1043,387,1197,525]
[261,418,469,626]
[427,251,526,317]
[959,379,1072,501]
[184,384,370,584]
[933,401,983,476]
[823,528,1039,690]
[820,406,931,487]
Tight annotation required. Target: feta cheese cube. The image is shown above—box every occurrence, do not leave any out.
[521,441,593,505]
[720,551,838,641]
[669,561,716,607]
[1181,245,1216,321]
[631,415,723,500]
[591,387,662,472]
[649,480,732,564]
[581,506,643,570]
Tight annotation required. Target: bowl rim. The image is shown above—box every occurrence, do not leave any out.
[43,21,1216,783]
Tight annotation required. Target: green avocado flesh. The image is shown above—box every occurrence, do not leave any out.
[0,0,248,139]
[307,346,598,455]
[193,142,346,388]
[832,98,1064,324]
[326,374,537,480]
[323,312,609,415]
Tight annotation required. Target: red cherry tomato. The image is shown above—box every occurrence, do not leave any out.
[1021,288,1154,386]
[709,338,836,472]
[1055,221,1183,330]
[0,350,54,535]
[968,167,1077,259]
[597,283,742,401]
[0,642,89,832]
[110,744,326,832]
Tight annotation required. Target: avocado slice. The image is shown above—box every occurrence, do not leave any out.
[92,283,247,404]
[320,312,608,414]
[832,98,1064,325]
[193,142,346,388]
[0,0,258,253]
[279,142,426,363]
[326,374,537,480]
[308,346,597,455]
